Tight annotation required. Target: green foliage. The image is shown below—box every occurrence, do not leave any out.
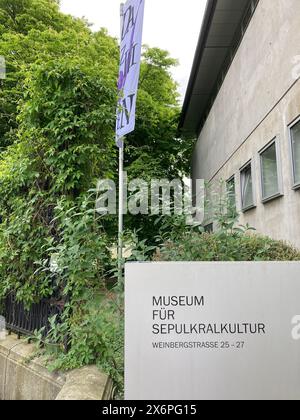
[126,46,194,181]
[27,194,124,395]
[0,0,194,397]
[46,196,111,295]
[45,291,124,396]
[140,47,179,105]
[0,0,194,244]
[21,60,116,190]
[0,0,118,150]
[0,59,116,304]
[121,46,195,243]
[154,229,300,262]
[0,0,84,36]
[153,183,300,262]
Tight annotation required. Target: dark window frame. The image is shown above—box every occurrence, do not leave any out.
[289,116,300,190]
[226,175,237,211]
[259,138,283,203]
[240,160,256,212]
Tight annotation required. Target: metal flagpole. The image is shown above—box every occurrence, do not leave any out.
[118,137,124,285]
[118,2,125,285]
[116,0,145,284]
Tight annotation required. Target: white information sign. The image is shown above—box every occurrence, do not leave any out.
[125,262,300,400]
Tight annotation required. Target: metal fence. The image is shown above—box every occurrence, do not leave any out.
[3,293,63,339]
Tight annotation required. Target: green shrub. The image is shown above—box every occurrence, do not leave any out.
[44,289,124,398]
[153,181,300,263]
[154,230,300,262]
[29,194,124,396]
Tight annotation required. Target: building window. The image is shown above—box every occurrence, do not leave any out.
[290,118,300,188]
[240,162,255,211]
[226,176,236,212]
[259,140,281,202]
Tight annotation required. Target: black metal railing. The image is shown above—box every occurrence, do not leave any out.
[3,294,63,339]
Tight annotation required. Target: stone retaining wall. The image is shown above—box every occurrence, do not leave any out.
[0,333,113,400]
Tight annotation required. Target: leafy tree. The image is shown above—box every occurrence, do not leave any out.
[0,0,195,301]
[121,47,195,242]
[0,0,84,35]
[126,46,193,180]
[0,2,118,149]
[0,1,194,392]
[0,59,116,304]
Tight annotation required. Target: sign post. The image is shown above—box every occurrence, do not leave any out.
[116,0,145,283]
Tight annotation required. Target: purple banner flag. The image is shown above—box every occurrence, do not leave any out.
[116,0,145,145]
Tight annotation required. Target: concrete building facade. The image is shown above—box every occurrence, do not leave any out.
[180,0,300,248]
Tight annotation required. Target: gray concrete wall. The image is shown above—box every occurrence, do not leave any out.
[192,0,300,248]
[0,333,113,400]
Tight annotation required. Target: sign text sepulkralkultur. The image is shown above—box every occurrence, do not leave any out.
[152,295,266,336]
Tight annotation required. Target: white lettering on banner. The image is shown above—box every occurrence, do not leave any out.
[116,0,145,141]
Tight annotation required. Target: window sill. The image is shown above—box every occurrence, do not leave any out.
[241,204,256,213]
[292,182,300,191]
[262,192,283,204]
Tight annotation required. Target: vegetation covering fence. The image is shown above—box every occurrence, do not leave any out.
[3,293,63,339]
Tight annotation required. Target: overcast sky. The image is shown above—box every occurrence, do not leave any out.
[60,0,207,101]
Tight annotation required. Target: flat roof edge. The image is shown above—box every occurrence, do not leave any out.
[178,0,217,132]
